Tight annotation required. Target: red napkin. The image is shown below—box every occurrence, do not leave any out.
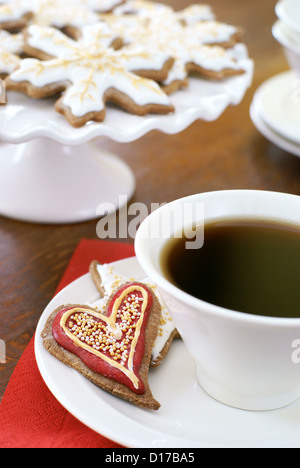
[0,239,135,448]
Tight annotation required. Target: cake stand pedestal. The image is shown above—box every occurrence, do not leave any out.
[0,44,253,224]
[0,137,135,224]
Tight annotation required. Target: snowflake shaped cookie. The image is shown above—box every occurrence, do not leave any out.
[99,12,248,93]
[6,24,174,126]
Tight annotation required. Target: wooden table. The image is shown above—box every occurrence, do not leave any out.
[0,0,293,401]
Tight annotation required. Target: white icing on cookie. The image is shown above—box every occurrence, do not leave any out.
[187,43,244,73]
[0,0,30,25]
[0,31,23,74]
[112,0,173,18]
[175,4,215,25]
[95,263,128,300]
[0,30,23,54]
[187,21,241,46]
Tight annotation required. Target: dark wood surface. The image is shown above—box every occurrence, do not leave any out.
[0,0,294,402]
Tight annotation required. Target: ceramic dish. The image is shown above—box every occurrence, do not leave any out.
[252,71,300,146]
[250,97,300,158]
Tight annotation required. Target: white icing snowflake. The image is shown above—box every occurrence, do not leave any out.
[99,13,247,89]
[0,30,23,75]
[8,24,173,124]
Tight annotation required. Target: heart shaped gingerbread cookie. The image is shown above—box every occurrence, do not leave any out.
[42,282,161,410]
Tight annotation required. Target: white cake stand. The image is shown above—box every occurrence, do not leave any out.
[0,45,253,224]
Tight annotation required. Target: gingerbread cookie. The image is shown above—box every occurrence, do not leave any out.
[98,9,247,94]
[89,261,179,367]
[42,281,162,410]
[186,21,244,49]
[155,27,246,92]
[6,24,174,126]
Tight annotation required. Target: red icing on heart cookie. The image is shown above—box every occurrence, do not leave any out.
[52,282,153,394]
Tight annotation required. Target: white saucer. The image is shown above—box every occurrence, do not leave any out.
[250,90,300,158]
[253,71,300,146]
[35,257,300,448]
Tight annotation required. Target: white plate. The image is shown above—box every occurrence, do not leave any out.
[254,71,300,146]
[35,257,300,448]
[0,45,253,145]
[250,87,300,158]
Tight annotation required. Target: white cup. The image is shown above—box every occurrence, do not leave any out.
[274,0,300,77]
[135,190,300,411]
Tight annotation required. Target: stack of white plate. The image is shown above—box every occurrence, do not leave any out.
[250,0,300,157]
